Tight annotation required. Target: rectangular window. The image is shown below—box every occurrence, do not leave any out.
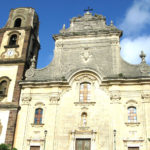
[79,83,91,102]
[76,139,91,150]
[30,146,40,150]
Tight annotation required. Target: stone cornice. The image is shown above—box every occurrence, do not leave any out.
[0,102,19,109]
[19,80,70,87]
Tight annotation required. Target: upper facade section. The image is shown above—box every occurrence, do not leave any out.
[5,7,39,30]
[54,11,122,40]
[24,11,150,82]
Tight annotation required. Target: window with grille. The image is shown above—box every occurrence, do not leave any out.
[128,107,137,123]
[79,83,91,102]
[34,108,43,124]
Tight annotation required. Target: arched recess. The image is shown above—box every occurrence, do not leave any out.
[69,70,101,103]
[14,18,22,27]
[12,15,25,28]
[7,31,21,46]
[0,76,11,99]
[68,69,102,85]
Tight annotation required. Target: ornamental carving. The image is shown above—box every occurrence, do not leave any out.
[81,48,92,62]
[49,92,60,104]
[141,93,150,103]
[139,63,150,74]
[110,91,121,104]
[22,96,31,105]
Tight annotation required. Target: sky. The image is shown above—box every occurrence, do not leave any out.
[0,0,150,68]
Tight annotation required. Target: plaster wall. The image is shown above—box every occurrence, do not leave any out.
[14,73,150,150]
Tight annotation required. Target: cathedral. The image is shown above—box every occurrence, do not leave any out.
[0,7,150,150]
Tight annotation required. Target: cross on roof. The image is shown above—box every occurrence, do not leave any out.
[84,6,93,12]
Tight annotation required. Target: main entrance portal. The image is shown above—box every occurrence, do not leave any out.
[76,139,91,150]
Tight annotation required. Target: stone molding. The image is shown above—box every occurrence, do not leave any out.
[125,122,140,127]
[74,102,96,106]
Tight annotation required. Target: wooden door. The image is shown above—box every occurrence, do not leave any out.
[128,147,139,150]
[30,146,40,150]
[76,139,91,150]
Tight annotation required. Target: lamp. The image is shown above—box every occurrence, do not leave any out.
[44,130,48,150]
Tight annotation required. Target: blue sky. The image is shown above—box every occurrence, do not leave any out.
[0,0,150,68]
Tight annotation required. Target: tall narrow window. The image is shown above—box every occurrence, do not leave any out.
[0,80,7,96]
[79,82,91,102]
[128,107,137,123]
[14,18,22,27]
[34,108,43,124]
[9,34,17,46]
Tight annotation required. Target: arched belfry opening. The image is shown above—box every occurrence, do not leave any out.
[14,18,22,27]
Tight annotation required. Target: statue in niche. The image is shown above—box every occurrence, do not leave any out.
[81,112,87,127]
[0,121,3,135]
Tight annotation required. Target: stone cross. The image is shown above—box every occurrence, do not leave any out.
[84,6,93,12]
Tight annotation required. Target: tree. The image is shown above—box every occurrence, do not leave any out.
[0,144,17,150]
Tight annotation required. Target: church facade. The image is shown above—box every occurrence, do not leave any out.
[0,7,150,150]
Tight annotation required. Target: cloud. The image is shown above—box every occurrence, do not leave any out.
[119,0,150,36]
[119,0,150,65]
[120,36,150,64]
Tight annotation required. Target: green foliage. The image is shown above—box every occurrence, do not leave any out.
[0,144,17,150]
[118,73,123,78]
[0,144,9,150]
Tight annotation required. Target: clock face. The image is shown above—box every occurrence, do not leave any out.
[7,49,14,56]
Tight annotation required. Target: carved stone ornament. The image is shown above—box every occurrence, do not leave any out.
[139,63,150,74]
[0,121,3,135]
[25,56,37,79]
[141,93,150,103]
[49,92,60,104]
[110,91,121,104]
[56,41,63,48]
[25,67,35,79]
[22,96,32,105]
[81,48,92,62]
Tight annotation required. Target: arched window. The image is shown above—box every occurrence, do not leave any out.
[14,18,22,27]
[9,34,17,46]
[0,80,8,96]
[128,107,137,123]
[79,82,91,102]
[34,108,43,124]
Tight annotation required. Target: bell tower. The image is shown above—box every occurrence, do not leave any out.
[0,8,40,146]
